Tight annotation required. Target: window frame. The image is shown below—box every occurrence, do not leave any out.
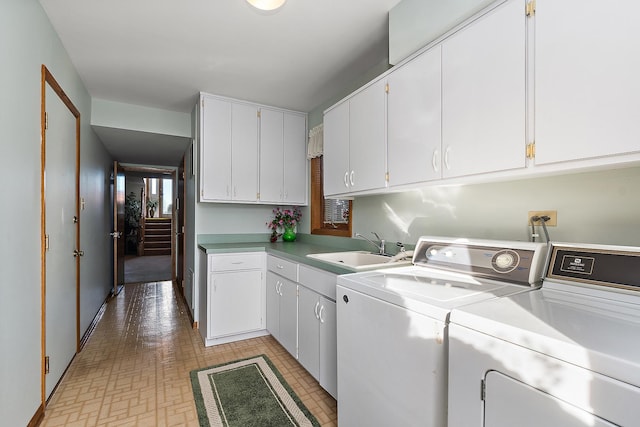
[310,157,353,237]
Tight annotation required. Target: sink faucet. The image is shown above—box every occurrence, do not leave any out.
[355,232,386,255]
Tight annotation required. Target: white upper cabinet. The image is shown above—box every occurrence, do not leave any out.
[441,0,526,178]
[323,101,351,196]
[324,79,387,197]
[200,96,232,201]
[349,79,387,193]
[259,108,307,205]
[535,0,640,165]
[231,102,259,202]
[259,108,285,203]
[387,45,442,186]
[200,93,307,204]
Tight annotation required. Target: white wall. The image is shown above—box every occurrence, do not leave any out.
[92,98,191,137]
[0,1,113,424]
[353,166,640,246]
[389,0,496,65]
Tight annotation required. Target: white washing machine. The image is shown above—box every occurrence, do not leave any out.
[448,242,640,427]
[336,236,549,427]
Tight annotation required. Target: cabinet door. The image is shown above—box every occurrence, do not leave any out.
[200,96,232,200]
[231,102,259,201]
[388,45,442,186]
[349,79,387,192]
[319,296,337,398]
[283,112,307,204]
[279,278,298,357]
[323,101,350,196]
[297,286,320,379]
[535,0,640,165]
[259,108,284,203]
[266,271,280,338]
[209,270,263,338]
[442,0,526,178]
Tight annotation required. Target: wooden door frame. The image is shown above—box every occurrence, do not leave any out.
[40,65,81,406]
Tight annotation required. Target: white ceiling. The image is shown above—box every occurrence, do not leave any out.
[39,0,401,166]
[39,0,401,114]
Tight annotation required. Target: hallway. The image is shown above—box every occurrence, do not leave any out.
[41,281,337,426]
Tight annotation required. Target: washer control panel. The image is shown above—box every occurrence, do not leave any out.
[412,238,548,286]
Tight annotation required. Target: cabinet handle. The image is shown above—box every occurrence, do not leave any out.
[349,170,355,187]
[343,171,349,188]
[278,282,283,296]
[432,149,439,172]
[319,305,325,323]
[314,301,320,319]
[231,261,243,265]
[275,280,280,293]
[444,146,451,170]
[276,264,284,269]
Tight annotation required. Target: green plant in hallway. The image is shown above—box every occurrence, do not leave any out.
[147,198,158,218]
[125,192,142,253]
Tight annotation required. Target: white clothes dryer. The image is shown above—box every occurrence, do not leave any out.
[448,242,640,427]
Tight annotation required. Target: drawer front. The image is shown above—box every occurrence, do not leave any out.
[299,265,337,300]
[209,252,265,272]
[267,255,298,282]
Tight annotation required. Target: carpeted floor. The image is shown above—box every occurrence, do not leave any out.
[125,255,172,283]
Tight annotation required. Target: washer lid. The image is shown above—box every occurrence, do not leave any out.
[337,266,534,320]
[450,287,640,387]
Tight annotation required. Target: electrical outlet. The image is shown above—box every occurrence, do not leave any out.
[528,210,557,226]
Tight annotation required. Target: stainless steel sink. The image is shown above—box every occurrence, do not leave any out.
[306,251,411,271]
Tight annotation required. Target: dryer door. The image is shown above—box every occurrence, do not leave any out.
[483,371,616,427]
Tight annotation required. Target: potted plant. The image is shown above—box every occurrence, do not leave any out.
[147,199,158,218]
[267,207,302,242]
[124,192,141,253]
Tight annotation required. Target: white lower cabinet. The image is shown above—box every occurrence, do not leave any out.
[266,273,298,357]
[298,265,338,398]
[266,256,338,398]
[266,256,299,357]
[298,286,337,398]
[198,251,267,346]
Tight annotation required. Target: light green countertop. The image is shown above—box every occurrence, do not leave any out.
[197,233,415,275]
[197,241,356,275]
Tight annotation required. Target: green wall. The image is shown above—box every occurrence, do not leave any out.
[0,1,113,424]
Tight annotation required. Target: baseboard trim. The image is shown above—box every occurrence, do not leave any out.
[28,403,45,427]
[79,292,109,350]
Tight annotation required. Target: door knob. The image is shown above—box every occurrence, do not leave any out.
[73,250,84,257]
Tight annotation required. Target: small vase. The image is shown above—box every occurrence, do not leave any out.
[282,226,296,242]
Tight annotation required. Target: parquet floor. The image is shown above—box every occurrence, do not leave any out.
[41,281,337,426]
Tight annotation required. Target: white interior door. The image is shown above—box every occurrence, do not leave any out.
[44,82,78,399]
[112,162,125,294]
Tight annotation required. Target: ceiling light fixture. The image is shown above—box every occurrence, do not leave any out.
[246,0,287,12]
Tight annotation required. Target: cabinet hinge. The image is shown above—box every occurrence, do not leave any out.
[44,234,50,251]
[385,83,389,94]
[45,112,49,130]
[526,142,536,159]
[201,98,204,108]
[45,356,50,374]
[385,172,389,182]
[257,110,261,118]
[480,379,486,401]
[526,0,536,17]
